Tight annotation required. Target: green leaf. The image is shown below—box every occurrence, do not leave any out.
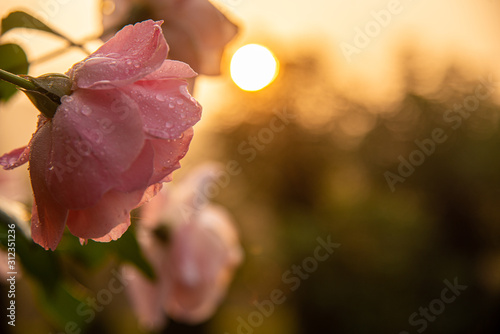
[1,11,69,41]
[0,209,88,329]
[36,282,88,330]
[57,224,155,280]
[0,43,28,102]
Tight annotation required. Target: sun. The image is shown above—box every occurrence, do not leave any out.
[230,44,279,91]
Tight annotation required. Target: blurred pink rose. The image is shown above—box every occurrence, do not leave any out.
[123,164,243,329]
[102,0,239,75]
[0,20,202,250]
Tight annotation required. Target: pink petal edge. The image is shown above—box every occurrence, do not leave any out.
[69,20,168,89]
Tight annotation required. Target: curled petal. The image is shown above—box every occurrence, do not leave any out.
[29,123,69,251]
[69,20,168,89]
[141,60,198,81]
[123,80,201,139]
[47,89,145,209]
[66,189,144,241]
[136,183,164,209]
[1,115,49,170]
[0,146,29,170]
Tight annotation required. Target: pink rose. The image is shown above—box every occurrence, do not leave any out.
[123,164,243,329]
[0,20,202,250]
[102,0,239,75]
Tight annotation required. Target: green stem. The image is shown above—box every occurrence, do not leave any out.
[0,68,37,91]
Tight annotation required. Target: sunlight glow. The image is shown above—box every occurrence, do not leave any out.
[230,44,279,91]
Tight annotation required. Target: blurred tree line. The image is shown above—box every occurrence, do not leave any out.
[196,47,500,334]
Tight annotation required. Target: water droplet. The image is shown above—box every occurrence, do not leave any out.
[168,103,174,108]
[109,61,117,67]
[48,166,54,171]
[126,59,133,65]
[133,61,141,68]
[176,99,184,105]
[61,95,73,103]
[81,106,92,116]
[156,94,166,102]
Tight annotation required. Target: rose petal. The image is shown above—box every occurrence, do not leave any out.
[47,89,145,209]
[115,141,154,193]
[170,162,225,215]
[123,265,168,330]
[0,146,29,170]
[29,123,69,251]
[69,20,168,89]
[165,219,226,323]
[136,183,164,209]
[149,128,194,184]
[141,60,198,81]
[1,115,49,170]
[66,189,143,241]
[159,0,238,75]
[166,205,243,323]
[123,79,201,139]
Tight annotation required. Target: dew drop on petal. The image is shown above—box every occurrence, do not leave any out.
[156,94,166,102]
[168,103,174,108]
[176,99,184,105]
[81,106,92,116]
[126,59,133,65]
[61,95,73,103]
[165,121,173,128]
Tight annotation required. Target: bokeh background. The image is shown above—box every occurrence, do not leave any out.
[1,0,500,333]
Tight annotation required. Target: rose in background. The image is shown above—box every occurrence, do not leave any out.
[123,163,243,330]
[101,0,239,77]
[0,169,30,280]
[0,20,202,250]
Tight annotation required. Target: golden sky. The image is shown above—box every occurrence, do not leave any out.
[1,0,499,150]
